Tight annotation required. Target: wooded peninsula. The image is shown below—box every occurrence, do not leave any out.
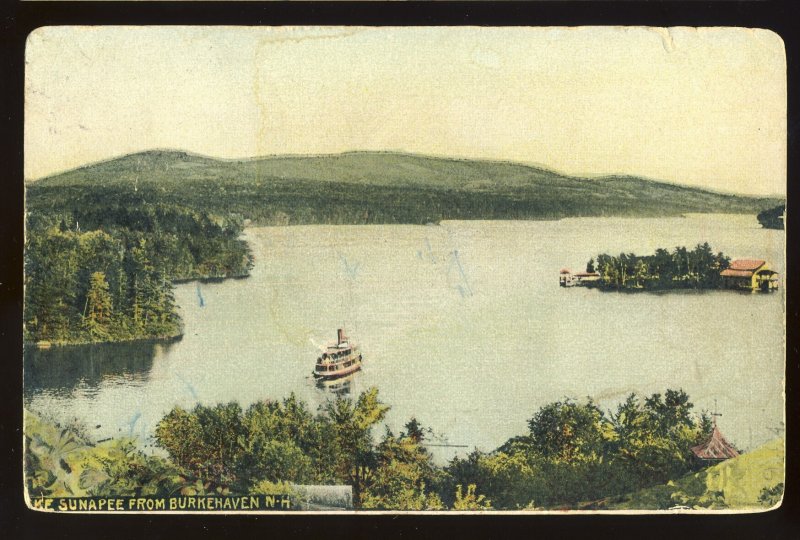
[24,203,252,345]
[757,204,786,230]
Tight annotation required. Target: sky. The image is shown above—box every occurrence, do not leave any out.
[25,26,786,196]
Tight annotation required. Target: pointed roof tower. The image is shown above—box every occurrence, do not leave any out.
[691,425,740,461]
[691,403,739,462]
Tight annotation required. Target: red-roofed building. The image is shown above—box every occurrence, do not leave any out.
[691,425,740,466]
[559,269,573,287]
[720,259,778,291]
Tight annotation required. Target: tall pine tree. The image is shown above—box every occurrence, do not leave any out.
[83,271,113,340]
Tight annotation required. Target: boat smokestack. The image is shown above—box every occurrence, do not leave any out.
[338,329,345,344]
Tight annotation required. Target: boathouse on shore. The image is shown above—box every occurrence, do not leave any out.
[720,259,779,291]
[559,268,572,287]
[573,271,600,284]
[560,269,600,287]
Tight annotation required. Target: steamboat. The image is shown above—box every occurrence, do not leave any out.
[313,329,363,381]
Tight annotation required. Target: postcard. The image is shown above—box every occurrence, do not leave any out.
[23,26,786,513]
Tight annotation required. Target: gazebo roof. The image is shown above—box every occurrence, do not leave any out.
[691,425,740,461]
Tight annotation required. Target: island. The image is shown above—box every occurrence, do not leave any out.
[561,243,779,292]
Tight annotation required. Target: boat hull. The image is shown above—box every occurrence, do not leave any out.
[313,361,362,381]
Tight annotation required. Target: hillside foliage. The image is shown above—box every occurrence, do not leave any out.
[28,387,773,511]
[442,389,714,509]
[153,388,443,509]
[605,438,784,510]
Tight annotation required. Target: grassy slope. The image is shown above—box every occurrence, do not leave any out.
[605,438,785,510]
[27,150,784,225]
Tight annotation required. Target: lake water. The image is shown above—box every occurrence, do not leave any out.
[24,215,785,462]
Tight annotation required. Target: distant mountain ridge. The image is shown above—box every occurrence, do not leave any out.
[34,149,595,189]
[27,150,784,225]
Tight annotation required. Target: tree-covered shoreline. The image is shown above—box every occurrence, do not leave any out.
[25,386,776,511]
[586,243,731,291]
[757,204,785,230]
[24,198,253,346]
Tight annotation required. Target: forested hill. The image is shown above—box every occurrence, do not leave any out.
[27,150,783,225]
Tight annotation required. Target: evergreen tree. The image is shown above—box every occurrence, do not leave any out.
[24,229,80,341]
[83,271,113,340]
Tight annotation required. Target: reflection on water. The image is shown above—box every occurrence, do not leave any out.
[316,374,355,397]
[24,340,175,398]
